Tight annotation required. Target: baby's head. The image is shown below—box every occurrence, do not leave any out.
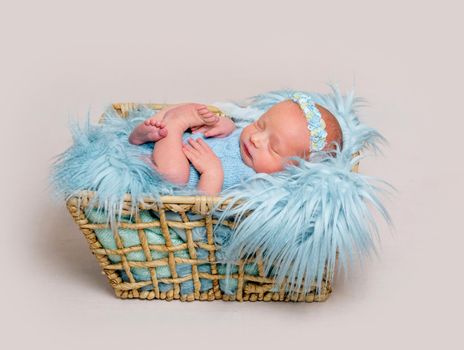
[239,94,343,173]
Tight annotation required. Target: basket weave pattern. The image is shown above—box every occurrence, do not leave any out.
[67,192,331,302]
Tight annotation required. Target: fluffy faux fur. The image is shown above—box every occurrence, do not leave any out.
[210,86,395,296]
[50,106,200,223]
[50,84,395,296]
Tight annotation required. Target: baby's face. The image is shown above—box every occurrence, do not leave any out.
[239,100,311,173]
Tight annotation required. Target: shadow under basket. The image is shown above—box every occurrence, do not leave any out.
[65,103,360,302]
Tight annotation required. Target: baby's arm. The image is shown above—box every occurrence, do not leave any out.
[182,137,224,195]
[197,171,224,195]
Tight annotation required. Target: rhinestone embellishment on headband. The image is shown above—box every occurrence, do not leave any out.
[290,92,327,152]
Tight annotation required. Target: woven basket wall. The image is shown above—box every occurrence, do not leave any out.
[66,103,360,302]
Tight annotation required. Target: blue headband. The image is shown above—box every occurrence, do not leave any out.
[290,92,327,152]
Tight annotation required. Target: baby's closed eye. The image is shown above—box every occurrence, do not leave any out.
[269,135,281,156]
[270,145,280,155]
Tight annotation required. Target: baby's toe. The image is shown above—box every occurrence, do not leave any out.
[203,114,219,123]
[200,109,214,118]
[196,105,209,113]
[159,128,168,137]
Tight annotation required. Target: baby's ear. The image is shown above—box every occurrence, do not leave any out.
[298,152,310,162]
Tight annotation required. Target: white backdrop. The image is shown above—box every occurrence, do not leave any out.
[1,0,462,349]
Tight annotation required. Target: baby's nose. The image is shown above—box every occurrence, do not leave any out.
[250,134,262,148]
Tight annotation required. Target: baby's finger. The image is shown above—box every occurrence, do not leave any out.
[195,138,212,151]
[192,126,209,134]
[208,131,224,138]
[182,147,195,162]
[186,138,202,151]
[183,141,195,150]
[187,138,203,151]
[182,143,198,157]
[191,125,203,131]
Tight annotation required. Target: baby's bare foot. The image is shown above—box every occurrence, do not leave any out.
[163,103,219,130]
[196,105,220,125]
[129,120,168,145]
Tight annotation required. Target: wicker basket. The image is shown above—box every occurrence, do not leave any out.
[66,103,360,302]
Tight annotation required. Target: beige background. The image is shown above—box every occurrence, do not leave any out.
[1,0,463,349]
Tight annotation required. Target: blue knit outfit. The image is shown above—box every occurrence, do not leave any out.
[181,127,256,191]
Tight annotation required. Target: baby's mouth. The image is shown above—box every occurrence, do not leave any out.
[243,141,252,159]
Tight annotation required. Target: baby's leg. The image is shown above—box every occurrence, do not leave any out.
[152,118,190,185]
[151,103,218,185]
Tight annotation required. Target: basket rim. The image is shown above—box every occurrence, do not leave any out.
[67,190,228,205]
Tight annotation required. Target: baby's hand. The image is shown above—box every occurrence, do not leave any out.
[190,113,237,138]
[182,137,223,175]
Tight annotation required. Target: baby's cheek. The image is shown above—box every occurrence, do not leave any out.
[258,158,285,173]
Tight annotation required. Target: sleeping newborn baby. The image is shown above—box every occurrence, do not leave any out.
[129,93,343,195]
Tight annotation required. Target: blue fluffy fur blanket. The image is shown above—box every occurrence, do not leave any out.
[50,85,395,296]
